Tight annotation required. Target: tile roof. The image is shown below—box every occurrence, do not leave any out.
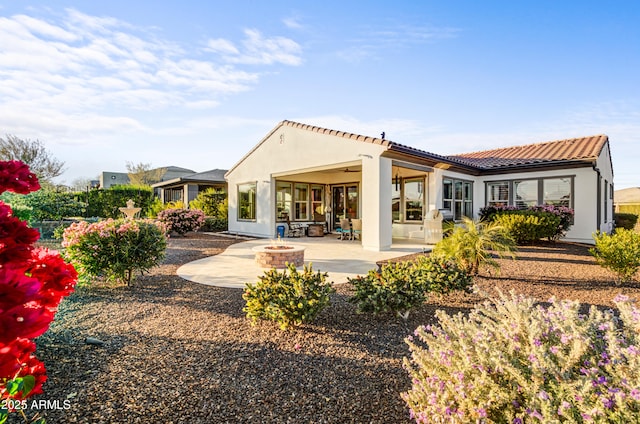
[447,135,609,169]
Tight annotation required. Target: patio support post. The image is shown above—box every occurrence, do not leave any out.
[361,156,392,251]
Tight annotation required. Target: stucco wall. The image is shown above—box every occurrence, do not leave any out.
[226,125,388,241]
[475,166,609,244]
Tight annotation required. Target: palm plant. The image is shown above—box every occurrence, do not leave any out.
[432,217,517,275]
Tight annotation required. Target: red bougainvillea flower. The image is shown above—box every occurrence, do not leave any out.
[0,204,40,264]
[0,268,42,311]
[28,247,78,308]
[0,338,37,383]
[0,160,40,194]
[14,353,47,398]
[0,303,54,345]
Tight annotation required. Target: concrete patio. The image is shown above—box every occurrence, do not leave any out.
[177,235,431,288]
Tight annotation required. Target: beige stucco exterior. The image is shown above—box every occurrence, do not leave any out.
[226,121,614,250]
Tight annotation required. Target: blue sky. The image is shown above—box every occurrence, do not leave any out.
[0,1,638,188]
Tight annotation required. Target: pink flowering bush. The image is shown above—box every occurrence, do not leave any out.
[0,161,77,423]
[62,218,167,285]
[156,208,205,236]
[402,292,640,423]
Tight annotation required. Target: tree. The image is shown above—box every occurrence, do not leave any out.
[70,176,98,192]
[0,134,65,183]
[126,161,166,186]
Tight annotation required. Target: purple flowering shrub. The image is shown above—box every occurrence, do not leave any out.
[480,204,575,243]
[402,292,640,423]
[157,208,205,235]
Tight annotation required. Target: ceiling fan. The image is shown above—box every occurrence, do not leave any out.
[342,167,360,173]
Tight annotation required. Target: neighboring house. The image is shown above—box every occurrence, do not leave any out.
[226,120,614,251]
[99,166,195,189]
[99,171,130,188]
[614,187,640,213]
[152,169,227,206]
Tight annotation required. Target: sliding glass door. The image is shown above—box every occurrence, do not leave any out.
[331,184,359,229]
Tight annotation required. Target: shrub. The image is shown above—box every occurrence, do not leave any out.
[243,263,334,330]
[62,218,167,285]
[402,292,640,423]
[432,217,516,275]
[0,161,77,423]
[79,185,155,218]
[590,228,640,283]
[615,213,639,231]
[156,208,205,236]
[189,188,227,216]
[201,215,228,232]
[480,204,574,241]
[348,256,472,319]
[493,211,561,244]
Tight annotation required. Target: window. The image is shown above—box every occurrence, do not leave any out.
[294,183,309,220]
[391,180,401,222]
[311,185,324,220]
[514,180,538,209]
[604,179,608,222]
[276,182,292,221]
[485,176,575,210]
[238,182,256,220]
[543,178,571,207]
[443,177,473,220]
[404,178,424,221]
[346,185,359,219]
[487,181,509,207]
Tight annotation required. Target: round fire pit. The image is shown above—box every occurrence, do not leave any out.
[252,245,306,268]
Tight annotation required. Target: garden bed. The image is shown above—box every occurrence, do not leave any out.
[28,234,639,423]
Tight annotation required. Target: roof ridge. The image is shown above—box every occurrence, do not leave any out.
[452,134,608,157]
[282,120,390,146]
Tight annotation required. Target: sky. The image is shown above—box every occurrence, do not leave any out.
[0,1,638,189]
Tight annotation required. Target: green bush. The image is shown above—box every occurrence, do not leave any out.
[189,188,226,216]
[615,213,639,230]
[1,189,86,222]
[494,211,561,244]
[590,228,640,283]
[62,218,167,285]
[402,292,640,423]
[432,217,517,275]
[243,263,334,330]
[348,256,472,319]
[480,204,574,241]
[201,216,228,232]
[79,185,155,218]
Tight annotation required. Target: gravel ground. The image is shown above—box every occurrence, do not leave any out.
[17,234,640,423]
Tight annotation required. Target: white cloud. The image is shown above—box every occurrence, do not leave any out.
[283,16,304,30]
[206,38,239,55]
[207,29,302,66]
[0,8,303,148]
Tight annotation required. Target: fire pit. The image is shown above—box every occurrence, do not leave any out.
[252,244,306,268]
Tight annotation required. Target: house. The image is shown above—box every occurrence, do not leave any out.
[152,169,227,206]
[614,187,640,213]
[99,166,195,189]
[225,120,614,251]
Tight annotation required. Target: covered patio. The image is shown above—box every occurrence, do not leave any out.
[177,235,431,288]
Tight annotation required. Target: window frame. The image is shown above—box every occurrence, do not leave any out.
[237,181,257,221]
[442,177,473,221]
[484,176,575,210]
[404,177,425,222]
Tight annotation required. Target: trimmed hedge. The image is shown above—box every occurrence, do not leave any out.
[614,212,638,230]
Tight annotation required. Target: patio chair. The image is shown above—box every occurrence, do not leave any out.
[337,218,352,240]
[351,218,362,241]
[286,216,304,238]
